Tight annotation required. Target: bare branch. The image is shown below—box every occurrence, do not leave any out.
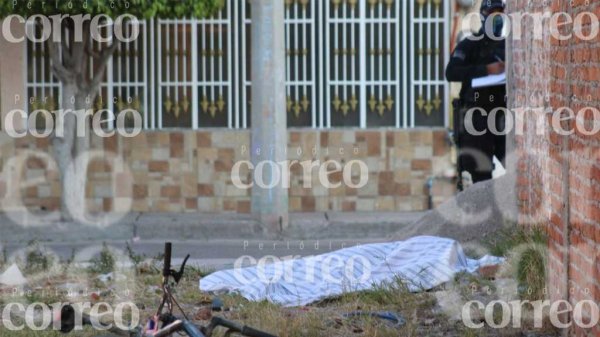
[76,22,93,88]
[86,42,119,94]
[85,43,101,59]
[82,21,92,55]
[58,20,75,67]
[47,40,74,83]
[67,39,86,86]
[60,38,72,65]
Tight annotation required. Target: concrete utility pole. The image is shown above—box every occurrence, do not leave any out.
[250,0,288,234]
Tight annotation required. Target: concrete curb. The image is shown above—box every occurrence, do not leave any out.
[0,211,425,243]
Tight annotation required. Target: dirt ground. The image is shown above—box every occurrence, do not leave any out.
[0,256,559,337]
[0,176,561,337]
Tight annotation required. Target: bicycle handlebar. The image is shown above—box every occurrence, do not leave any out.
[153,320,206,337]
[163,242,172,279]
[56,242,279,337]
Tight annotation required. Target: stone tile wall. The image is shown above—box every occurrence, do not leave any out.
[0,129,455,213]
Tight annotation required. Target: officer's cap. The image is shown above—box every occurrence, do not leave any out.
[480,0,505,14]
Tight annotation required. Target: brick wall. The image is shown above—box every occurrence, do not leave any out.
[509,1,600,336]
[0,129,455,214]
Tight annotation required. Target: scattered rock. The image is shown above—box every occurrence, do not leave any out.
[423,318,437,326]
[211,297,224,311]
[477,265,500,279]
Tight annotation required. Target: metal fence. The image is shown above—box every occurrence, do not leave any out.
[26,0,450,129]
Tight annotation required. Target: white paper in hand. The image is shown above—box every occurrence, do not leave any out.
[472,73,506,88]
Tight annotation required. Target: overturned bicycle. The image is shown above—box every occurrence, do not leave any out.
[56,243,277,337]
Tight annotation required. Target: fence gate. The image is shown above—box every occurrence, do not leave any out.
[324,0,403,128]
[26,0,450,129]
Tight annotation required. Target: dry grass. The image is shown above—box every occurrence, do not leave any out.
[208,278,445,337]
[486,224,548,301]
[0,262,447,337]
[0,245,559,337]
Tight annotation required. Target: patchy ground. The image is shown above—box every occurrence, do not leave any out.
[0,245,559,337]
[0,173,564,336]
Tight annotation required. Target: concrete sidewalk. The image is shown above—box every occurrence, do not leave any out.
[1,238,387,270]
[0,211,425,243]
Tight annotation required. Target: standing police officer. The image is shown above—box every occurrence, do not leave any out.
[446,0,506,189]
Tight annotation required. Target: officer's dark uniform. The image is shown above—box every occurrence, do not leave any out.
[446,0,506,187]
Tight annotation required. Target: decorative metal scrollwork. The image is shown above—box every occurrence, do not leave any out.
[332,95,358,117]
[332,0,359,9]
[200,95,226,118]
[164,96,195,119]
[368,95,394,117]
[112,96,143,121]
[366,0,395,8]
[417,48,441,56]
[417,0,442,9]
[200,50,224,57]
[286,0,310,8]
[287,95,311,118]
[30,96,57,112]
[416,94,441,116]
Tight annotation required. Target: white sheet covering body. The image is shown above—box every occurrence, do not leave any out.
[200,236,502,307]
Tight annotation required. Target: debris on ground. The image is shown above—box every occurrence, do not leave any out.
[212,297,224,311]
[342,311,406,328]
[194,306,213,321]
[0,248,559,337]
[0,264,27,286]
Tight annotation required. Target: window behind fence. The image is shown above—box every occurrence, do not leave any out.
[26,0,450,130]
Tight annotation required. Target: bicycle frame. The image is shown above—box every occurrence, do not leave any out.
[152,319,205,337]
[57,242,277,337]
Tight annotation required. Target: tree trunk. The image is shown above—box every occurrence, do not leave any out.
[46,21,115,221]
[53,82,91,221]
